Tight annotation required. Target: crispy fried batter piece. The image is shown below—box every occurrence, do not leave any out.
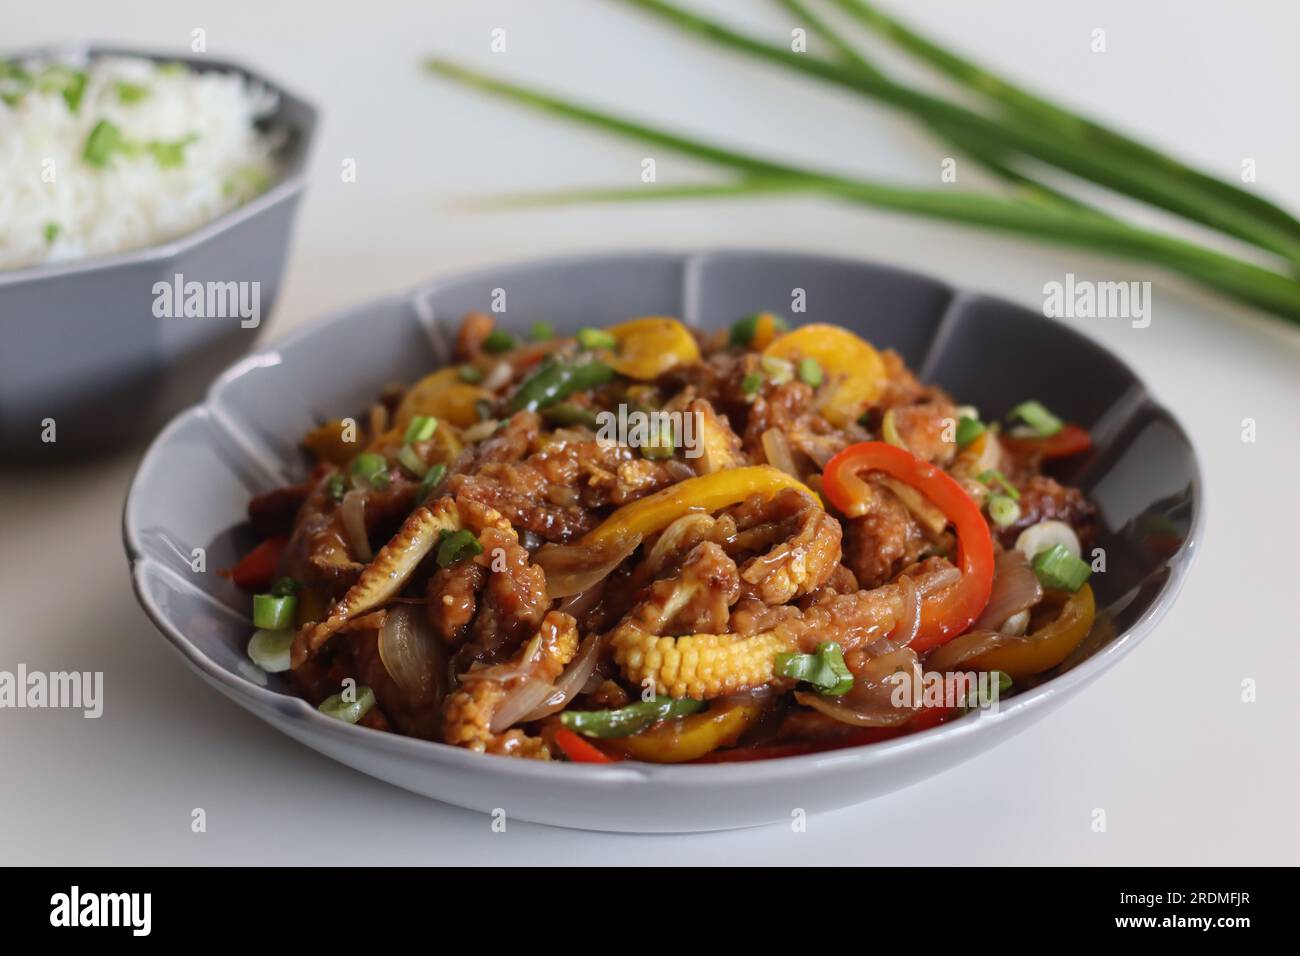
[724,488,842,605]
[442,611,579,758]
[611,548,959,699]
[292,497,461,668]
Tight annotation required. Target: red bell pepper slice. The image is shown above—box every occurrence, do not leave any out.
[821,442,994,653]
[554,728,619,763]
[220,536,288,592]
[1001,423,1091,459]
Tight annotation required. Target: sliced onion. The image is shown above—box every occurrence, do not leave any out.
[555,579,607,622]
[378,605,446,705]
[664,459,695,482]
[1015,520,1081,560]
[1002,609,1030,636]
[796,648,920,727]
[924,628,1011,672]
[891,574,921,646]
[489,678,558,734]
[483,361,513,391]
[878,475,948,536]
[519,633,603,722]
[974,549,1042,630]
[534,530,642,598]
[645,513,714,572]
[339,489,372,561]
[462,420,498,443]
[761,427,799,479]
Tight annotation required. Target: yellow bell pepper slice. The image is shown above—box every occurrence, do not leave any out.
[964,583,1096,679]
[603,700,764,763]
[602,316,701,381]
[394,368,491,429]
[748,312,784,350]
[303,419,361,466]
[580,465,818,546]
[763,323,886,426]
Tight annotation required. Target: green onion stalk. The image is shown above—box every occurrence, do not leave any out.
[424,58,1300,322]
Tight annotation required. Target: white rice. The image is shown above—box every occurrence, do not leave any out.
[0,53,281,271]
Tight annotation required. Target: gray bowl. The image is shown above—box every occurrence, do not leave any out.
[123,251,1202,832]
[0,47,317,459]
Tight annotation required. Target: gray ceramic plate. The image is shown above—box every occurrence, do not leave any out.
[123,251,1201,832]
[0,47,317,459]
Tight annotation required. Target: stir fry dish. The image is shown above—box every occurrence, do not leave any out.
[228,312,1099,763]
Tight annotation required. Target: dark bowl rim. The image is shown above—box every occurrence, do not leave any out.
[0,44,319,287]
[122,248,1204,784]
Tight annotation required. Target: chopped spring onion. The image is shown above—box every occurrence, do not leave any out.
[530,320,555,341]
[955,415,985,449]
[1015,519,1081,560]
[881,407,906,448]
[987,494,1021,528]
[82,119,125,167]
[1031,543,1092,592]
[325,472,346,503]
[730,311,788,346]
[775,641,854,696]
[640,422,675,460]
[560,696,707,738]
[247,628,294,673]
[1008,400,1064,438]
[458,364,484,383]
[319,686,376,724]
[44,222,60,244]
[403,415,438,443]
[38,66,88,112]
[759,354,794,385]
[418,463,448,501]
[797,357,823,387]
[437,529,483,567]
[576,327,618,351]
[482,329,516,354]
[977,468,1020,500]
[115,80,149,103]
[350,452,390,490]
[740,371,764,396]
[252,593,297,630]
[396,444,428,479]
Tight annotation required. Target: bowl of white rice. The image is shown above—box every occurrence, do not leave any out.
[0,48,317,458]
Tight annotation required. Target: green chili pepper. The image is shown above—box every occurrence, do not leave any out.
[542,403,602,429]
[775,641,854,696]
[560,696,708,738]
[508,359,615,413]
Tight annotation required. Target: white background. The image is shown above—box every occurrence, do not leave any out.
[3,0,1297,864]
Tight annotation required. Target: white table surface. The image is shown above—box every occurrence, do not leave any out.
[3,0,1297,864]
